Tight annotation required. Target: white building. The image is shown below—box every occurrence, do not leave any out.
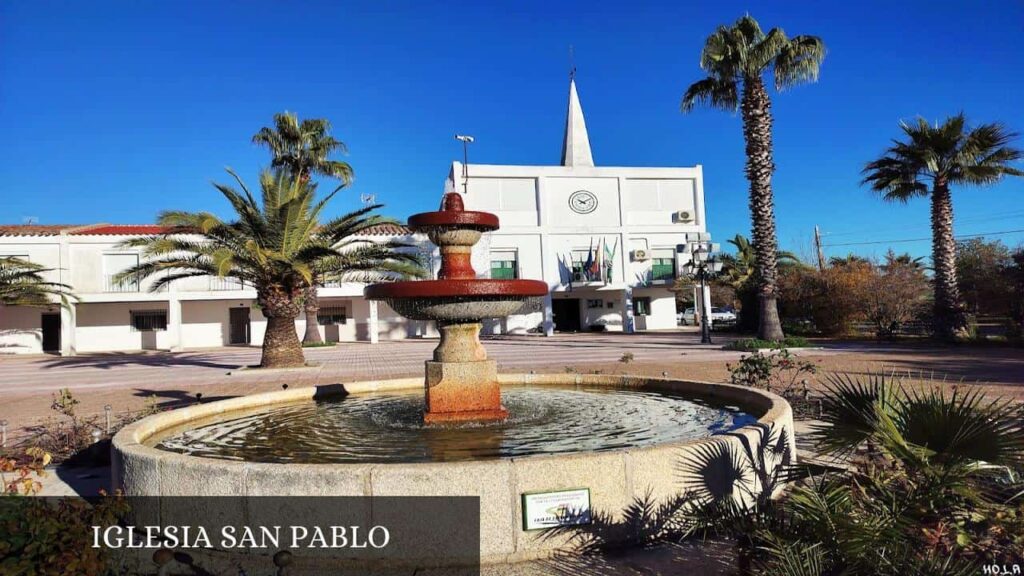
[456,78,709,336]
[0,79,709,355]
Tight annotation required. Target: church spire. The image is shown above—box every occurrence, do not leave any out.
[560,77,594,167]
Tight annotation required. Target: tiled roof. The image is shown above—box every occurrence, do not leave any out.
[0,224,91,236]
[70,225,172,236]
[360,223,413,236]
[0,222,413,238]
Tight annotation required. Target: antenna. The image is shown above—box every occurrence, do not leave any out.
[22,216,39,225]
[454,134,474,194]
[360,193,376,206]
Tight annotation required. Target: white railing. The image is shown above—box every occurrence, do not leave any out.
[105,274,139,293]
[209,276,246,291]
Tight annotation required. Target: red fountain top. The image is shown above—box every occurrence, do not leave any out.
[407,193,499,231]
[363,192,548,312]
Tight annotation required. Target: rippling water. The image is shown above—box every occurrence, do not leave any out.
[152,385,756,463]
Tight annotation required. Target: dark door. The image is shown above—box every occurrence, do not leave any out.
[229,307,251,345]
[41,313,61,352]
[551,298,581,332]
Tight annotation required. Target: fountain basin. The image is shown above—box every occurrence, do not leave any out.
[112,374,796,565]
[364,279,547,322]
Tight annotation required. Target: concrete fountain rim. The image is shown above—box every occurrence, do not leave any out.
[113,374,793,471]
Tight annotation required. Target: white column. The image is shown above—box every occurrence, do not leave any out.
[368,300,379,344]
[542,293,554,336]
[621,287,635,334]
[59,303,76,356]
[167,297,183,352]
[701,283,713,330]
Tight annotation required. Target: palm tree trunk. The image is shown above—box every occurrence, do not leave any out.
[302,285,323,345]
[741,77,785,341]
[930,181,968,339]
[259,290,305,368]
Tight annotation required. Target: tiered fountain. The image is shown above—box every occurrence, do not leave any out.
[113,191,796,567]
[364,192,548,423]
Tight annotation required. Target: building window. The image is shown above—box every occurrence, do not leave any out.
[586,299,603,309]
[651,249,676,282]
[634,297,652,316]
[104,253,141,292]
[131,310,167,332]
[490,251,518,279]
[317,306,347,325]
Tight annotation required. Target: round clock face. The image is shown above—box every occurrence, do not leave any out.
[568,190,598,214]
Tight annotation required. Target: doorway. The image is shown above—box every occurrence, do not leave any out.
[551,298,581,332]
[229,307,251,345]
[41,313,60,353]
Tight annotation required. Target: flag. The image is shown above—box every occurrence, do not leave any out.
[589,238,602,281]
[604,237,618,283]
[583,239,594,282]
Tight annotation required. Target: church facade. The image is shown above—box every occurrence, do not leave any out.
[452,79,710,335]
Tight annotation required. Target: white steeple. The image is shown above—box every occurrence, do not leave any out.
[560,78,594,167]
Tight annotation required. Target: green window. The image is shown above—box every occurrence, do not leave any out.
[634,297,652,316]
[651,258,675,281]
[490,253,518,279]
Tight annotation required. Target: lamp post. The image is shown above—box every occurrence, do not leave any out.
[682,240,722,345]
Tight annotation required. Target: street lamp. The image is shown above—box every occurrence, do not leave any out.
[681,239,722,345]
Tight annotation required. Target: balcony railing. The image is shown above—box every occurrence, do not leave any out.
[105,274,140,293]
[209,276,246,291]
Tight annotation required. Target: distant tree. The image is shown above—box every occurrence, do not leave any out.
[880,249,927,272]
[682,15,826,341]
[253,111,356,344]
[862,114,1023,339]
[863,256,931,338]
[0,257,75,307]
[956,238,1013,317]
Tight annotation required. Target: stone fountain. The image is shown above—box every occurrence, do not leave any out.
[364,192,548,423]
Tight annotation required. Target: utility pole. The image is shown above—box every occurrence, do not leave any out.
[814,225,826,271]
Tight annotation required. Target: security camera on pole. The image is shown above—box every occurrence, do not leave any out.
[680,235,722,345]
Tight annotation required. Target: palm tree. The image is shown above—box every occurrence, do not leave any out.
[0,257,75,307]
[862,115,1023,339]
[252,112,354,184]
[682,15,826,341]
[253,111,355,344]
[718,233,801,290]
[117,169,421,368]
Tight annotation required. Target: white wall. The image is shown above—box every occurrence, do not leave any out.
[0,305,45,353]
[75,302,172,352]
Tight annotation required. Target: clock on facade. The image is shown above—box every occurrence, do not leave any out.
[568,190,598,214]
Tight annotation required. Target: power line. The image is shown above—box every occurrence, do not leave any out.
[823,228,1024,248]
[822,210,1024,238]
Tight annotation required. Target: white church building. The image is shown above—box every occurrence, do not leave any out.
[0,79,711,355]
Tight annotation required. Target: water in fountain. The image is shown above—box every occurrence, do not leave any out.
[152,384,755,463]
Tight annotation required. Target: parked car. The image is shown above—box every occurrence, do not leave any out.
[678,307,737,326]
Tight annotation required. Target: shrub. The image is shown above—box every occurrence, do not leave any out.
[727,348,818,396]
[725,336,810,351]
[619,352,635,364]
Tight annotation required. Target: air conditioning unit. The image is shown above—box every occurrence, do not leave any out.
[631,249,649,262]
[674,210,694,223]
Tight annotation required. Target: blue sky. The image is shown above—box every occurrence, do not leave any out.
[2,0,1022,260]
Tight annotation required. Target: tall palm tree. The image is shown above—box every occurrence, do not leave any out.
[862,115,1023,339]
[253,111,355,344]
[252,112,354,184]
[682,15,826,341]
[0,257,75,307]
[117,169,421,368]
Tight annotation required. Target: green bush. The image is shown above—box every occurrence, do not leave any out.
[724,336,810,351]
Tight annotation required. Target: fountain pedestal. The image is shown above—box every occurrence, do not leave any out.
[423,322,508,423]
[365,193,548,424]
